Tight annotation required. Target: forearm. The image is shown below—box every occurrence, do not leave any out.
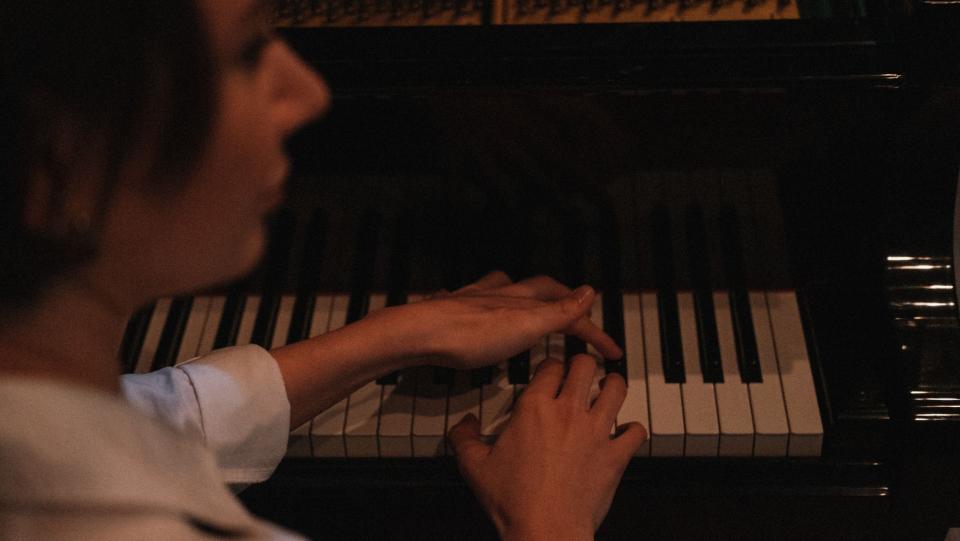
[270,309,418,430]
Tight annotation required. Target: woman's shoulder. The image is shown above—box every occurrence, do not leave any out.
[0,376,253,535]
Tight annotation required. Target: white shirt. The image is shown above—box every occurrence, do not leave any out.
[0,345,305,540]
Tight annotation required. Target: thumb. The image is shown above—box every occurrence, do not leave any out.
[447,413,490,480]
[539,284,594,329]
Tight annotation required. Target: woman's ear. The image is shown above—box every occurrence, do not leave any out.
[20,95,102,239]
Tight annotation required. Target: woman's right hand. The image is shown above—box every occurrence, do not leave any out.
[447,354,647,541]
[359,271,623,372]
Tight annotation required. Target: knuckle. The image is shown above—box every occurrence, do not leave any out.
[516,391,550,413]
[537,357,564,374]
[603,372,627,393]
[569,353,596,370]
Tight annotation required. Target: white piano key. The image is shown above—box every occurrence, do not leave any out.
[195,295,226,356]
[531,336,548,370]
[677,291,719,456]
[378,368,416,457]
[344,294,388,457]
[269,295,297,349]
[311,294,350,457]
[445,370,481,453]
[618,292,651,456]
[405,295,447,457]
[766,291,823,457]
[480,364,513,443]
[174,296,212,366]
[713,292,755,457]
[233,294,261,346]
[641,291,684,457]
[344,380,382,457]
[287,421,313,457]
[134,298,172,374]
[748,291,789,457]
[287,294,334,458]
[308,295,334,337]
[411,365,447,457]
[546,332,564,360]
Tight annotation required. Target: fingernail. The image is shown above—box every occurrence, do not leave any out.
[573,285,593,304]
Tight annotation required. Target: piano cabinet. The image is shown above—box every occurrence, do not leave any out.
[122,7,960,539]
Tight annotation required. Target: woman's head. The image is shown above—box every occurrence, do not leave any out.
[0,0,329,314]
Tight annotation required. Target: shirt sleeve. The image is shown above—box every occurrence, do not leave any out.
[121,345,291,485]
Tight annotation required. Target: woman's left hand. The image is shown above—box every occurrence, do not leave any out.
[361,271,623,371]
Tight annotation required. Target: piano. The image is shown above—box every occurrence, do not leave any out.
[120,0,960,538]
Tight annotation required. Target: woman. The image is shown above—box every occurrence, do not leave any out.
[0,1,647,539]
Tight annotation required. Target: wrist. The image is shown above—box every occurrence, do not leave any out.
[370,304,439,369]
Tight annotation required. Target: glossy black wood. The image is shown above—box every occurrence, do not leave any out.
[228,7,960,538]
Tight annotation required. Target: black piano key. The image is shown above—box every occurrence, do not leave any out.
[433,365,455,386]
[472,366,493,387]
[287,292,316,343]
[347,210,381,323]
[693,290,724,383]
[561,207,586,291]
[686,206,723,383]
[251,294,282,348]
[287,209,328,344]
[384,215,411,311]
[656,290,685,384]
[120,304,154,374]
[213,291,245,348]
[345,291,371,325]
[507,350,530,384]
[729,289,762,383]
[602,290,627,378]
[560,208,587,362]
[652,207,685,384]
[251,211,299,348]
[719,208,762,383]
[151,296,193,371]
[377,370,400,386]
[597,195,626,377]
[565,335,587,357]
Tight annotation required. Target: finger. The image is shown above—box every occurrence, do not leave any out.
[531,286,623,359]
[609,422,647,461]
[522,357,565,399]
[487,275,574,302]
[428,288,451,300]
[533,284,593,329]
[472,270,514,289]
[452,270,514,295]
[564,316,624,360]
[559,354,599,408]
[591,373,627,428]
[447,413,491,482]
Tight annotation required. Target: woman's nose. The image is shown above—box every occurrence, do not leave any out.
[271,42,331,138]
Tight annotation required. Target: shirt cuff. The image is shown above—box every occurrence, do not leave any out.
[177,345,291,484]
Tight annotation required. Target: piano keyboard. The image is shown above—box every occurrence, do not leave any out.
[121,287,823,459]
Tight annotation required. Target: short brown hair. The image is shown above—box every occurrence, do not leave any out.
[0,1,216,311]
